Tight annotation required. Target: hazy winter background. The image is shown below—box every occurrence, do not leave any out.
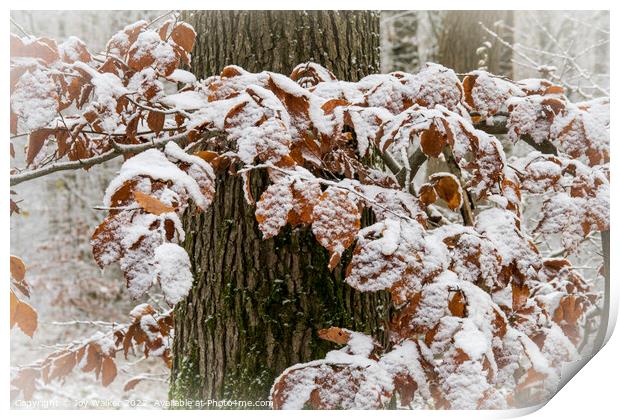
[10,10,609,408]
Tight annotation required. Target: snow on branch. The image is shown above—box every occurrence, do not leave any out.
[11,304,173,400]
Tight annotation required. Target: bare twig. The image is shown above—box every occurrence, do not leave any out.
[10,17,31,38]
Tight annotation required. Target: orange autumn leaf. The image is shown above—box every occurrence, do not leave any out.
[123,377,143,392]
[101,356,117,387]
[312,188,361,270]
[146,110,165,133]
[431,174,463,211]
[194,150,219,162]
[512,283,530,312]
[170,23,196,53]
[420,123,448,158]
[419,174,462,211]
[448,290,467,317]
[134,191,175,216]
[10,255,26,282]
[10,289,38,337]
[318,327,351,345]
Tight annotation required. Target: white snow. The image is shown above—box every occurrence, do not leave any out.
[103,145,211,210]
[11,69,58,132]
[154,243,193,305]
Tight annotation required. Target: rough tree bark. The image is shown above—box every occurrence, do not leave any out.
[436,10,513,75]
[170,11,390,406]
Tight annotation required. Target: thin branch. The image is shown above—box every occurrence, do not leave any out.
[48,320,116,327]
[473,115,558,155]
[442,146,474,226]
[10,130,224,187]
[407,148,427,189]
[10,17,31,38]
[480,23,603,99]
[546,232,595,258]
[376,147,403,183]
[146,10,177,29]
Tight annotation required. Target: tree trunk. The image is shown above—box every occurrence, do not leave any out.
[185,10,380,81]
[381,11,420,73]
[170,10,389,406]
[436,10,512,75]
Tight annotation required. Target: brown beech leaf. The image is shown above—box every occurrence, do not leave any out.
[453,348,470,364]
[516,367,546,393]
[130,303,155,321]
[127,48,155,72]
[146,110,165,133]
[123,377,143,392]
[430,174,462,211]
[420,123,447,158]
[10,255,26,282]
[83,343,103,375]
[109,180,137,209]
[287,179,321,226]
[393,373,419,406]
[101,356,117,387]
[290,62,336,87]
[10,290,38,337]
[223,100,249,129]
[311,187,361,270]
[59,37,91,63]
[106,21,147,56]
[91,215,122,268]
[10,289,18,326]
[49,351,77,382]
[158,21,172,40]
[194,150,219,162]
[26,129,55,165]
[11,35,59,64]
[512,283,530,311]
[318,327,351,345]
[134,191,175,215]
[170,23,196,53]
[553,295,584,327]
[10,255,30,298]
[419,174,462,211]
[10,110,18,134]
[461,74,477,109]
[321,98,349,114]
[11,368,39,400]
[448,289,467,317]
[418,184,438,207]
[255,180,294,239]
[266,75,311,123]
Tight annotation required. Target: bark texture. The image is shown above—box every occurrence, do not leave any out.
[186,10,380,81]
[436,10,512,75]
[170,10,389,406]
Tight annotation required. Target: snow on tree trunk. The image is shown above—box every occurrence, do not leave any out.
[169,10,390,404]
